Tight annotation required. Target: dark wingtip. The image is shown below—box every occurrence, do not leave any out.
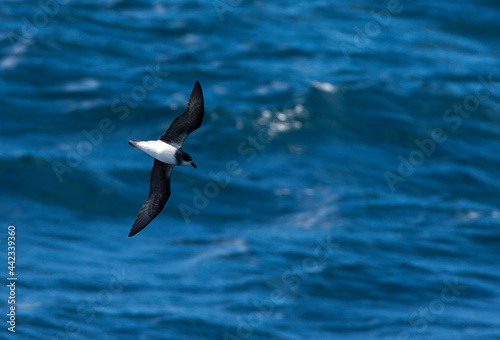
[128,220,147,237]
[128,225,143,237]
[128,226,139,237]
[185,81,204,116]
[129,206,156,237]
[190,81,203,102]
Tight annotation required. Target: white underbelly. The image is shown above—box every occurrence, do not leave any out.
[135,140,177,164]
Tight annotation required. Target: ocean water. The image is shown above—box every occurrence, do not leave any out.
[1,0,500,339]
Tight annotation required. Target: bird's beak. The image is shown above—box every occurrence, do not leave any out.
[191,162,197,169]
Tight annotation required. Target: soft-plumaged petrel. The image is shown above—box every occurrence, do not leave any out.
[128,81,204,237]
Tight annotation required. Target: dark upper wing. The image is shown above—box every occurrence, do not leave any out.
[129,160,174,237]
[159,81,204,148]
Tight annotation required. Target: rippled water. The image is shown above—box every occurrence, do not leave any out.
[1,0,500,339]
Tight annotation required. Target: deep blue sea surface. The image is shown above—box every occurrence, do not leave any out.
[1,0,500,339]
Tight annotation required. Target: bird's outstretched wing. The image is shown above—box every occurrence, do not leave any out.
[129,160,174,237]
[159,81,204,148]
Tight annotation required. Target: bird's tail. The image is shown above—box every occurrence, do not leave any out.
[128,140,141,149]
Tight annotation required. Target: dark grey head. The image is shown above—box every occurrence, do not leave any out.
[175,150,196,168]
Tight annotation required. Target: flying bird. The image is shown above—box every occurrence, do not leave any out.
[128,81,204,237]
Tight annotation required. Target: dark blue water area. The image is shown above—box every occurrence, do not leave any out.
[1,0,500,339]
